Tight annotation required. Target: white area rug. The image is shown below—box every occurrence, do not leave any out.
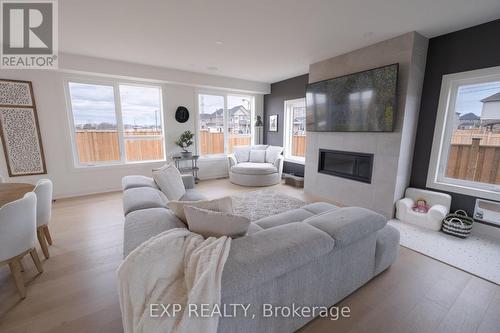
[389,219,500,284]
[232,189,306,221]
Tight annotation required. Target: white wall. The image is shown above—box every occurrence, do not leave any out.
[0,53,269,198]
[304,32,428,218]
[481,101,500,121]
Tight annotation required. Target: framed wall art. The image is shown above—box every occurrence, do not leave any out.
[0,79,47,176]
[269,114,278,132]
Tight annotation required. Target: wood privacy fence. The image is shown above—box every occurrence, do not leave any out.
[199,132,307,156]
[76,130,308,162]
[451,129,500,146]
[76,130,163,163]
[446,138,500,185]
[199,131,252,155]
[292,135,306,157]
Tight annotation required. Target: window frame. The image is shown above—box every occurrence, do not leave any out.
[196,91,255,159]
[64,76,166,168]
[283,98,306,164]
[427,66,500,201]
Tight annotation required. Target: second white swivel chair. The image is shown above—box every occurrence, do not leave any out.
[33,179,53,259]
[0,193,43,298]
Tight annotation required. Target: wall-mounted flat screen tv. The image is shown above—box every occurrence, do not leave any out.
[306,63,398,132]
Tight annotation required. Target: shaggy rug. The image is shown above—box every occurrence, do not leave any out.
[231,189,306,221]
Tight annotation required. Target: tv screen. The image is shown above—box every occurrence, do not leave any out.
[306,63,398,132]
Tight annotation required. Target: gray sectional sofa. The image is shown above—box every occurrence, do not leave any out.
[122,175,400,333]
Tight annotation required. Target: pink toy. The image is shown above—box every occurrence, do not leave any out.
[412,199,429,213]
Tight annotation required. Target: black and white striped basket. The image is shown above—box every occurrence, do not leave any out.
[441,210,473,239]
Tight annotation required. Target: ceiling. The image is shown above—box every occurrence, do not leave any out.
[59,0,500,84]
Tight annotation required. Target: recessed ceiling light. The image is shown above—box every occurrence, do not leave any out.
[207,66,218,71]
[215,41,224,45]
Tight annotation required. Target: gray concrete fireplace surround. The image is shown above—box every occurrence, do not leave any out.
[304,32,428,218]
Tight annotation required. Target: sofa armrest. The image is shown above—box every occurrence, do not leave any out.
[121,175,158,191]
[273,155,284,173]
[396,198,414,219]
[181,175,195,189]
[428,204,448,222]
[304,207,387,248]
[227,154,237,169]
[221,222,334,298]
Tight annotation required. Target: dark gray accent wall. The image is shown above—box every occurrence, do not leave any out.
[410,19,500,216]
[264,74,308,176]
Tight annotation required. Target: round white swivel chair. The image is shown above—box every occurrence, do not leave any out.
[0,193,43,299]
[33,179,53,259]
[0,175,5,182]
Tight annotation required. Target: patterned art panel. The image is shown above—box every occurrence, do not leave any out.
[0,80,46,176]
[0,108,45,175]
[0,81,33,106]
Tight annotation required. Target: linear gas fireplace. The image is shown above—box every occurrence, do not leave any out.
[318,149,374,183]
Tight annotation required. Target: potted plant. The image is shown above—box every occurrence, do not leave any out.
[175,130,194,157]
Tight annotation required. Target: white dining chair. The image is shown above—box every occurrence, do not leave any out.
[33,179,53,259]
[0,192,43,299]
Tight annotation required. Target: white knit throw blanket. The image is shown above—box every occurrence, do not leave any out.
[117,228,232,333]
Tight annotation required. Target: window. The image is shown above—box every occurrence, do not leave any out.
[284,98,306,163]
[427,66,500,200]
[67,80,164,166]
[198,93,254,157]
[120,85,164,162]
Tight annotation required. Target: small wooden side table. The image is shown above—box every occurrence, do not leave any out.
[0,183,35,207]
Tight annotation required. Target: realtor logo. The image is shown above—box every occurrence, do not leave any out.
[1,0,58,68]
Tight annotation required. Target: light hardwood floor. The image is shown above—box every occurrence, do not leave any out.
[0,179,498,333]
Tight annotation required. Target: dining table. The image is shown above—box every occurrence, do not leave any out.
[0,183,35,207]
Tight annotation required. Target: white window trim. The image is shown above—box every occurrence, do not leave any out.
[427,66,500,201]
[64,76,166,168]
[283,98,306,164]
[195,90,255,159]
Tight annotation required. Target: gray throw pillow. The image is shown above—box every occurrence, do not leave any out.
[265,146,283,163]
[184,206,250,238]
[251,144,269,150]
[249,150,266,163]
[233,146,251,163]
[167,196,233,224]
[152,163,186,201]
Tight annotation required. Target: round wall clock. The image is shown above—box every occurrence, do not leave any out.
[175,106,190,123]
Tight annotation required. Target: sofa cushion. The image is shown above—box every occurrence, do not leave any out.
[249,150,266,163]
[301,202,338,215]
[247,223,263,235]
[184,206,250,238]
[231,162,277,175]
[121,175,158,191]
[152,164,186,201]
[122,187,168,216]
[265,146,283,163]
[167,196,233,223]
[180,189,207,202]
[221,222,334,297]
[255,208,315,229]
[123,208,186,257]
[233,146,251,163]
[305,207,387,248]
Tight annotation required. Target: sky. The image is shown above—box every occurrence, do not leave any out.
[69,83,251,125]
[455,81,500,116]
[199,94,251,114]
[69,83,162,126]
